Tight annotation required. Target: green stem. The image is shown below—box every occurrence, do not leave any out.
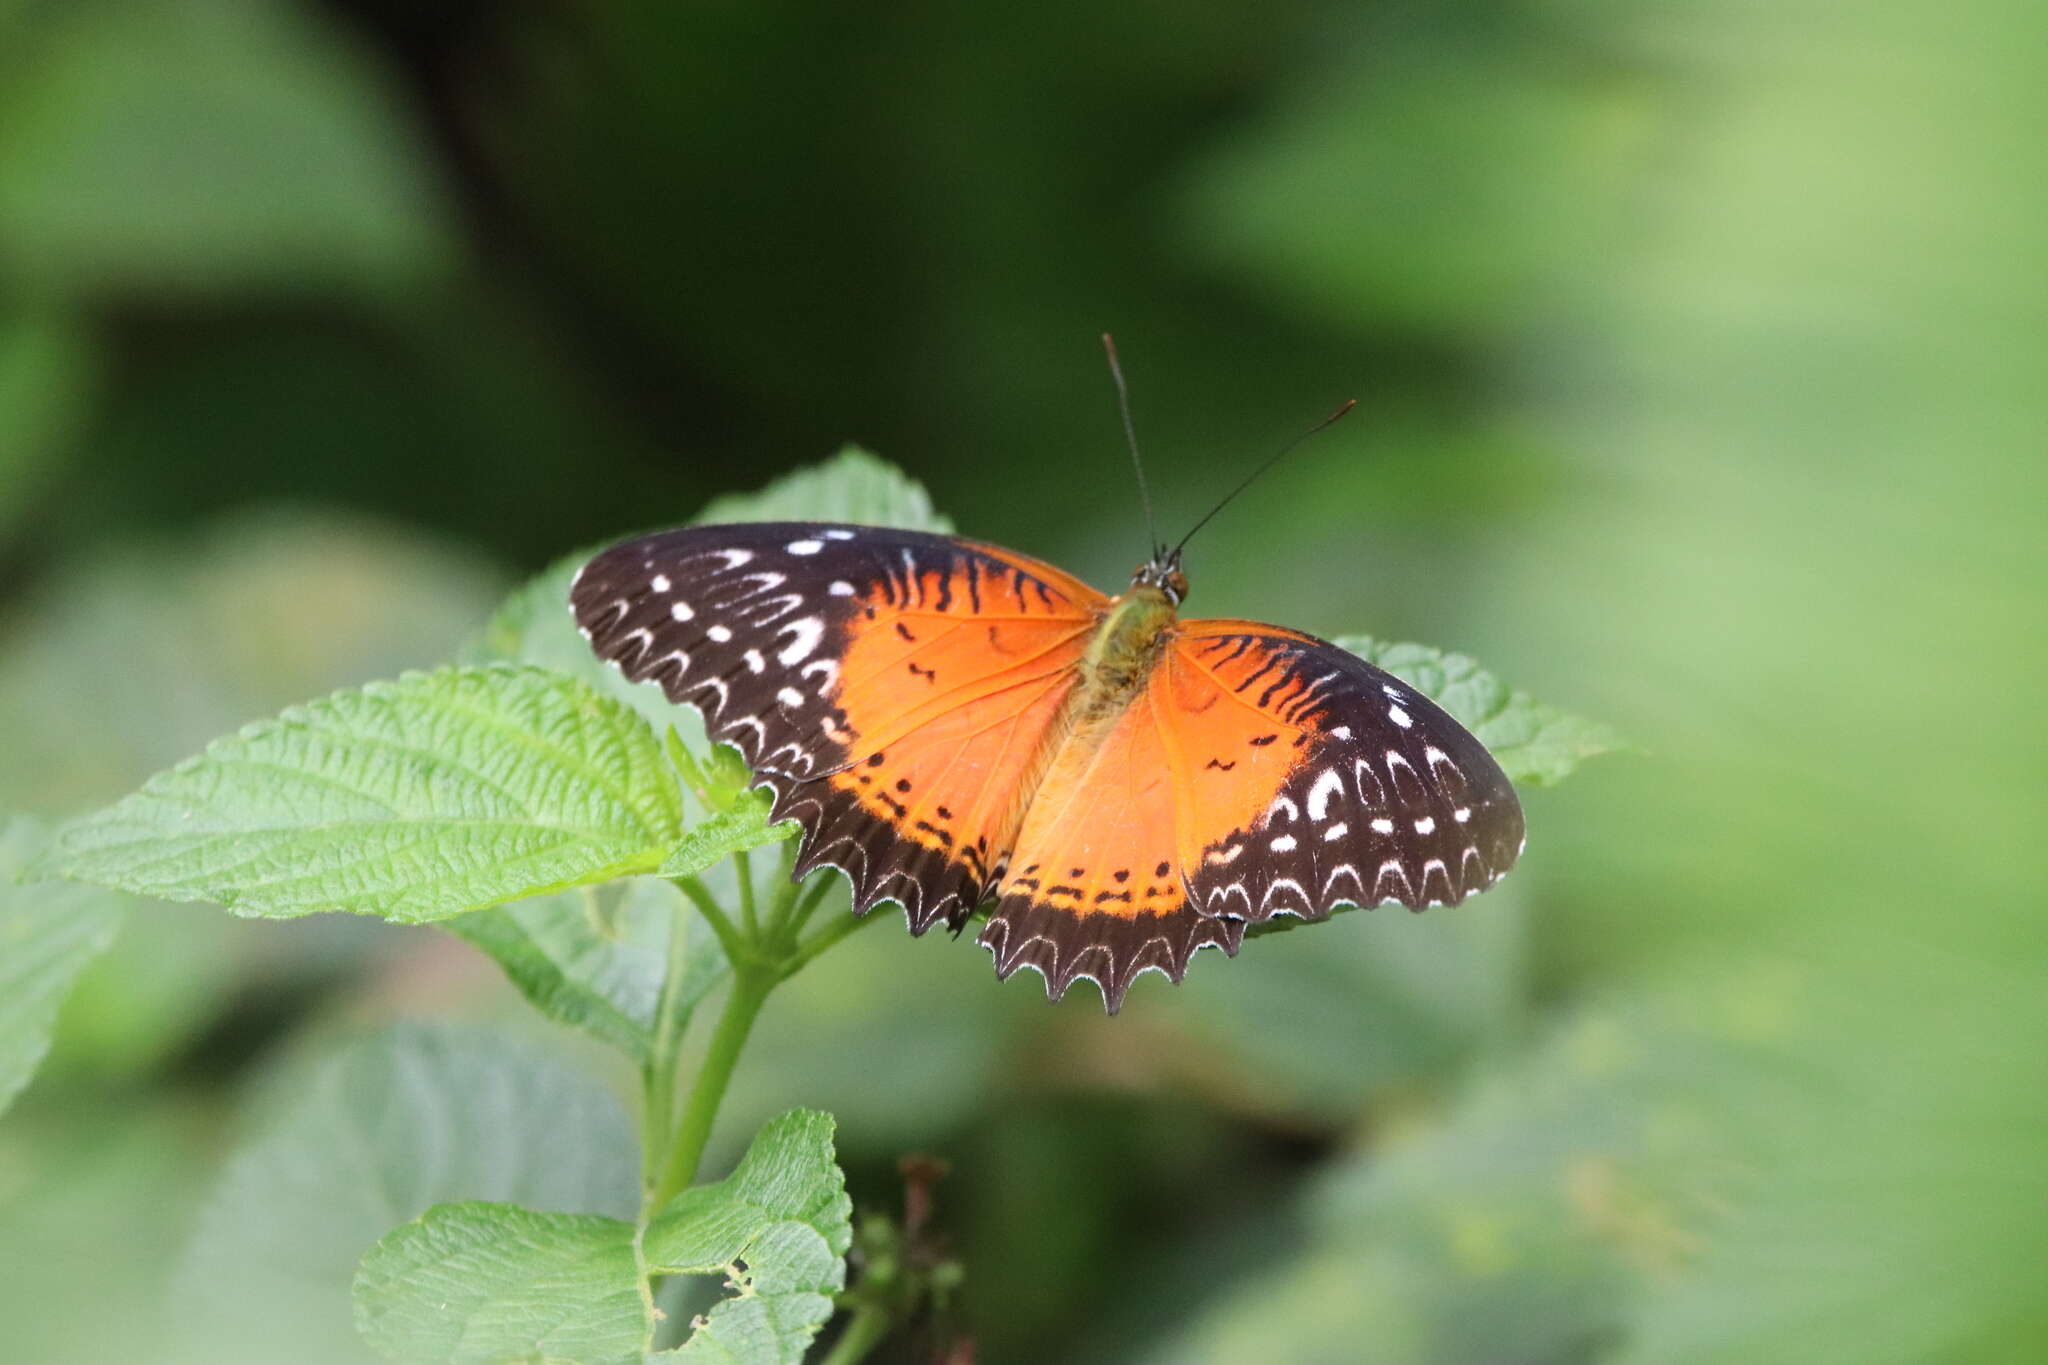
[639,895,698,1200]
[734,848,760,939]
[817,1303,893,1365]
[671,874,744,962]
[782,874,837,940]
[647,965,776,1213]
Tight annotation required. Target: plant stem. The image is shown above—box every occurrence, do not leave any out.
[817,1302,893,1365]
[639,895,698,1201]
[671,874,744,961]
[734,848,760,939]
[647,964,776,1213]
[782,874,837,940]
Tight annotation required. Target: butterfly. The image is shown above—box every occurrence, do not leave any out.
[571,521,1524,1012]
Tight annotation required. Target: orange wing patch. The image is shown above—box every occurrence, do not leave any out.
[976,690,1244,1011]
[1150,624,1323,885]
[784,547,1103,932]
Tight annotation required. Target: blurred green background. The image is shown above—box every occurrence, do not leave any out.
[2,0,2042,1362]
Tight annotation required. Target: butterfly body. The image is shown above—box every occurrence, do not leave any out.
[573,521,1523,1011]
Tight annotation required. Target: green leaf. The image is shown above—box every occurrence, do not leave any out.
[694,446,952,531]
[43,665,685,922]
[351,1110,849,1365]
[1334,635,1623,787]
[0,817,124,1114]
[175,1022,639,1364]
[353,1203,648,1365]
[447,877,729,1063]
[658,794,795,880]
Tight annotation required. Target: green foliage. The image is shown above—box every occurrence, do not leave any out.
[1335,636,1623,788]
[693,447,952,532]
[42,665,685,922]
[0,817,124,1114]
[175,1023,639,1363]
[352,1110,849,1365]
[658,795,796,880]
[448,878,728,1064]
[25,452,1613,1365]
[0,0,448,297]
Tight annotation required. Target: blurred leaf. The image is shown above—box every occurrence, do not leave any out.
[694,446,952,531]
[0,507,503,816]
[1335,635,1623,787]
[658,793,795,878]
[0,0,449,298]
[351,1109,849,1365]
[175,1021,639,1364]
[1174,37,1640,336]
[1164,888,1528,1121]
[446,877,728,1063]
[0,817,124,1114]
[44,665,685,922]
[1147,967,1807,1364]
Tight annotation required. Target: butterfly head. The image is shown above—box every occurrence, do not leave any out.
[1130,549,1188,606]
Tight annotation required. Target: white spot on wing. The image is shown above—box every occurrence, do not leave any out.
[743,650,766,673]
[1454,807,1471,823]
[822,528,857,540]
[777,616,825,665]
[1324,822,1349,841]
[706,624,733,642]
[1270,834,1298,853]
[670,601,694,621]
[1306,768,1345,822]
[1265,794,1300,826]
[787,539,824,555]
[714,548,753,568]
[776,686,805,708]
[829,581,856,596]
[650,573,671,592]
[1413,817,1436,834]
[1371,818,1396,835]
[1388,704,1412,728]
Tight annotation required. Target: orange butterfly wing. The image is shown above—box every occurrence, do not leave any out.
[574,523,1104,931]
[1165,620,1524,921]
[977,682,1245,1011]
[975,617,1523,1011]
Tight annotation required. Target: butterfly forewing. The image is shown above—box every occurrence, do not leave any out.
[1163,620,1524,923]
[572,523,1102,931]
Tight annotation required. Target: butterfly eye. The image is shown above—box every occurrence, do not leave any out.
[1165,569,1188,603]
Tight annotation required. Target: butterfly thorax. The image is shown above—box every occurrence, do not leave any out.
[1073,581,1180,725]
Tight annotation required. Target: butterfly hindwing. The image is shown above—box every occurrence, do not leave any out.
[573,522,1104,930]
[975,685,1245,1012]
[1164,620,1524,923]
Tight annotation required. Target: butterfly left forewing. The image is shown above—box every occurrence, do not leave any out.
[1161,620,1524,923]
[573,522,1103,931]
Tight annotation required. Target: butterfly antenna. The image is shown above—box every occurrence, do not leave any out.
[1102,333,1162,557]
[1172,398,1358,558]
